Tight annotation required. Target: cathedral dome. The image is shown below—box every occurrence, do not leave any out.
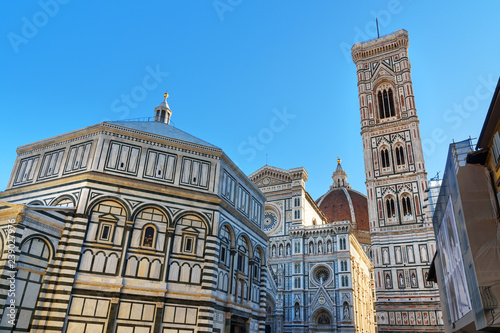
[316,187,370,232]
[316,158,370,233]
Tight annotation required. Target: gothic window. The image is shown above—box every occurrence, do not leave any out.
[401,195,412,216]
[341,275,349,287]
[381,148,391,168]
[389,89,395,116]
[339,237,347,250]
[378,88,396,119]
[395,146,405,165]
[386,197,396,218]
[294,240,301,254]
[141,225,156,248]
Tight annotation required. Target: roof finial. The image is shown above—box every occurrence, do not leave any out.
[154,89,172,124]
[337,156,341,164]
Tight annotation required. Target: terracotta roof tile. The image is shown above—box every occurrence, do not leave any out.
[317,188,370,231]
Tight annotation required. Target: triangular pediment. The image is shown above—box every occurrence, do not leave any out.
[372,61,395,81]
[181,226,200,234]
[99,212,119,221]
[311,285,335,311]
[249,166,293,186]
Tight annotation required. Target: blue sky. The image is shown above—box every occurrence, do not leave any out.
[1,1,499,200]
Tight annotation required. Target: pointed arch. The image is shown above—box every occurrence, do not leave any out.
[312,308,333,325]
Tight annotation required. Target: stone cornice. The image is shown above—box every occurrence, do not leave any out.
[16,123,222,161]
[351,29,409,63]
[361,116,419,133]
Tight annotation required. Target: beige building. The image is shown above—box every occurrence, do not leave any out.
[429,77,500,332]
[0,94,268,333]
[250,163,376,333]
[351,30,443,331]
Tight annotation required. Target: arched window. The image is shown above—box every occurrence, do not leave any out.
[339,237,347,250]
[381,148,390,168]
[388,89,395,116]
[378,91,384,119]
[396,146,405,165]
[340,260,348,271]
[378,88,396,119]
[142,226,156,248]
[386,197,396,218]
[402,195,412,216]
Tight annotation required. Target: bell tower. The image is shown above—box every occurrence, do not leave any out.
[351,30,443,332]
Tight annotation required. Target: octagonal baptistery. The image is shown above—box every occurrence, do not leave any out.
[0,93,268,333]
[316,159,371,253]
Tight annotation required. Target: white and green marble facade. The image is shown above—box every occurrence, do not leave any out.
[0,118,268,333]
[249,166,375,333]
